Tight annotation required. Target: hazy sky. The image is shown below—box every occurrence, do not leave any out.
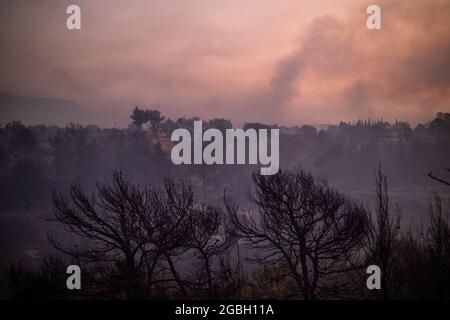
[0,0,449,126]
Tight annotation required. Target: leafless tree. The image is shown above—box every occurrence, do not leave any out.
[425,193,450,298]
[51,171,188,298]
[184,205,240,298]
[405,193,450,299]
[161,201,243,299]
[51,171,243,299]
[366,165,401,299]
[225,170,369,300]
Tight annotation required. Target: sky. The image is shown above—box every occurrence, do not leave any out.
[0,0,449,127]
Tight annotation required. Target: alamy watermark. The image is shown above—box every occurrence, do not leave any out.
[170,121,279,175]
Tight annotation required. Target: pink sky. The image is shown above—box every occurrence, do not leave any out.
[0,0,449,126]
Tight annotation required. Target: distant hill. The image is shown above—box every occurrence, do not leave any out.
[0,93,89,126]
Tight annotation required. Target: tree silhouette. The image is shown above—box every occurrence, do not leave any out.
[226,170,370,299]
[51,171,188,298]
[179,205,240,299]
[50,171,242,299]
[366,165,401,299]
[405,193,450,299]
[130,107,165,133]
[130,107,149,127]
[147,110,165,136]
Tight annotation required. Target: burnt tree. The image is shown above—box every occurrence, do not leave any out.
[226,170,369,300]
[51,172,188,298]
[366,165,401,299]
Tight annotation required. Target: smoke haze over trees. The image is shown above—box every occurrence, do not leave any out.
[0,109,449,299]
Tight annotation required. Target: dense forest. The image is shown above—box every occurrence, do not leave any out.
[0,110,449,299]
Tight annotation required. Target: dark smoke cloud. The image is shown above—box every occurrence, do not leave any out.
[0,0,448,126]
[260,0,450,124]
